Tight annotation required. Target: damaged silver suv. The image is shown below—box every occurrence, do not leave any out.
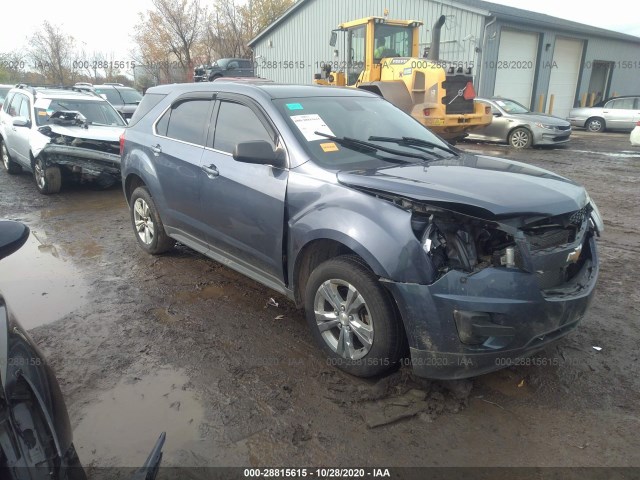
[0,85,126,194]
[121,82,603,380]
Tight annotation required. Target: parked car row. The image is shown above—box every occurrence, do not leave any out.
[119,80,603,379]
[72,82,143,120]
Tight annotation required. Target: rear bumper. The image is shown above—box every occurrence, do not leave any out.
[569,118,586,128]
[385,236,598,379]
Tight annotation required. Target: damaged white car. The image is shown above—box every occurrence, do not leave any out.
[0,85,125,194]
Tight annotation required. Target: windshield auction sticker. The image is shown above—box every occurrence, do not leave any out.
[320,142,339,152]
[290,114,335,142]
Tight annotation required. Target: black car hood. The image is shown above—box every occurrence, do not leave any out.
[337,154,587,221]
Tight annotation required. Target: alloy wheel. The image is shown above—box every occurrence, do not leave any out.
[34,160,46,189]
[133,198,155,245]
[510,130,530,148]
[313,279,374,360]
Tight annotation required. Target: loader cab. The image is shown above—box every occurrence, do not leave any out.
[329,17,421,87]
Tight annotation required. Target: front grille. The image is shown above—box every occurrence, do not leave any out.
[523,206,591,291]
[556,125,571,131]
[569,206,588,225]
[526,228,571,251]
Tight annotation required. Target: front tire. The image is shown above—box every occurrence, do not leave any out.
[34,157,61,194]
[130,186,174,254]
[508,127,532,148]
[1,140,22,175]
[304,255,403,377]
[586,117,605,133]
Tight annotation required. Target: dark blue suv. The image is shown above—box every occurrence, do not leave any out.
[120,81,602,379]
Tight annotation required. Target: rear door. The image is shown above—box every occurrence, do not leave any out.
[602,98,636,130]
[199,94,289,287]
[152,93,215,245]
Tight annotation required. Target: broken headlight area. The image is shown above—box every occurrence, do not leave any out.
[410,209,518,282]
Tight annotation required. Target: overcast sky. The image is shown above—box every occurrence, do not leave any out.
[1,0,638,65]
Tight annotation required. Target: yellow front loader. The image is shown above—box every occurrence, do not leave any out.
[313,16,491,142]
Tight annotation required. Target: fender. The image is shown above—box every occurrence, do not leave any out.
[122,144,165,209]
[287,176,433,285]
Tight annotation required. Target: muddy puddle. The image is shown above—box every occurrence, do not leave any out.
[0,229,89,329]
[73,367,212,468]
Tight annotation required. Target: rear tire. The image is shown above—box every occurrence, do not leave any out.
[1,140,22,175]
[130,186,174,254]
[304,255,403,377]
[585,117,605,133]
[508,127,532,148]
[34,157,62,194]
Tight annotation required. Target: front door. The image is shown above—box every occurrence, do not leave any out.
[199,95,288,287]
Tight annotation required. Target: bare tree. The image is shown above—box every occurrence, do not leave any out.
[28,21,75,84]
[134,0,205,81]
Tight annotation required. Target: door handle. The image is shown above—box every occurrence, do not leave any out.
[201,163,219,178]
[151,144,162,156]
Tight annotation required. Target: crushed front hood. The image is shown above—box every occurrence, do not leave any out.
[337,154,587,220]
[45,124,124,142]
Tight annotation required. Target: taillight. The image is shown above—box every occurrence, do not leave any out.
[423,108,432,117]
[485,106,491,114]
[463,82,476,100]
[119,131,126,156]
[636,121,640,126]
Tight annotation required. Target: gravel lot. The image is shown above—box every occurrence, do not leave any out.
[0,130,638,473]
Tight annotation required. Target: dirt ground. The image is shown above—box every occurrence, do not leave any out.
[0,130,638,473]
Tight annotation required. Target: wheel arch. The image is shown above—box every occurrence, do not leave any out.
[507,125,533,146]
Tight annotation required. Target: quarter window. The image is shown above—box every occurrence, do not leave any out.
[7,94,23,117]
[213,101,274,154]
[162,99,211,145]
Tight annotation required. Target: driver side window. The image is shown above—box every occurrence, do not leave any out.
[212,101,275,154]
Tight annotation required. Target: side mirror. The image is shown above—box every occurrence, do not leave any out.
[233,141,285,168]
[492,112,502,117]
[329,31,337,47]
[0,221,29,261]
[12,117,31,128]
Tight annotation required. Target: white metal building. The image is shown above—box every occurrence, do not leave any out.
[248,0,640,118]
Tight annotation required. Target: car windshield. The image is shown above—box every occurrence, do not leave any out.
[94,88,122,105]
[274,96,452,170]
[35,98,126,127]
[493,99,530,114]
[215,59,229,69]
[118,88,142,104]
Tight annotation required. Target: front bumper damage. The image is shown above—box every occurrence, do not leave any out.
[35,125,121,182]
[39,144,120,178]
[384,207,600,379]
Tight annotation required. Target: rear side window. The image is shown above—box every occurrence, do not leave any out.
[607,98,634,110]
[239,60,252,69]
[213,101,274,153]
[163,99,211,145]
[129,93,167,127]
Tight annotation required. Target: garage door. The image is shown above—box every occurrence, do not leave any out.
[494,30,538,107]
[548,37,583,118]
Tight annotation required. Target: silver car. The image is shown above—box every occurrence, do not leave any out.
[466,97,572,148]
[569,96,640,132]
